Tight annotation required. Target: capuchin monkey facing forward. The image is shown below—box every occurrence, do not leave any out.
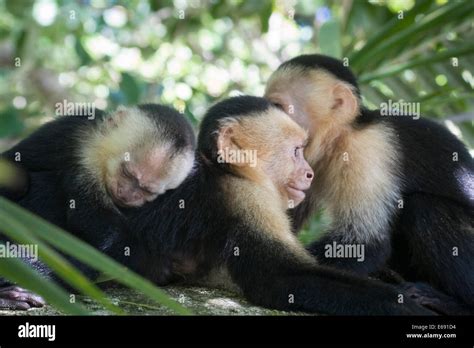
[265,54,474,313]
[0,104,196,309]
[119,96,434,315]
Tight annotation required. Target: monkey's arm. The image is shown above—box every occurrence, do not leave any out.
[306,227,392,276]
[226,231,433,315]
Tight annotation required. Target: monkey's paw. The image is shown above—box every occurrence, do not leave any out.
[0,286,45,310]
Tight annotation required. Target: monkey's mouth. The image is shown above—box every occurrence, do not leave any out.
[286,185,307,202]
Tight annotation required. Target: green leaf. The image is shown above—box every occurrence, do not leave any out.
[75,37,93,66]
[348,0,433,68]
[120,73,142,105]
[0,197,192,315]
[0,107,24,138]
[359,44,474,83]
[0,257,88,314]
[260,1,273,33]
[318,20,342,58]
[5,0,34,18]
[351,1,473,71]
[0,209,124,314]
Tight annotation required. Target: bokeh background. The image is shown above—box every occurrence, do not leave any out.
[0,0,473,242]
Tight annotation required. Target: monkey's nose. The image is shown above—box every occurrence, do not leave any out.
[305,168,314,184]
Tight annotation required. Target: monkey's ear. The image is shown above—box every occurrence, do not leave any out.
[217,120,246,167]
[331,83,358,120]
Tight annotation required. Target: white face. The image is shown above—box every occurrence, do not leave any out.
[105,145,195,208]
[233,109,314,208]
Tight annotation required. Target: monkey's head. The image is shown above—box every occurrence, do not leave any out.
[199,96,313,207]
[81,105,195,208]
[265,54,361,162]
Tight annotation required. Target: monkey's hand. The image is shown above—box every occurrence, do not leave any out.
[400,282,473,316]
[0,286,45,310]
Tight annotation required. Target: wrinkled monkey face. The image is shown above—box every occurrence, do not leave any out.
[106,145,194,208]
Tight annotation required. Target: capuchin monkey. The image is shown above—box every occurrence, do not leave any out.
[0,104,195,310]
[265,54,474,313]
[2,104,195,207]
[117,96,434,315]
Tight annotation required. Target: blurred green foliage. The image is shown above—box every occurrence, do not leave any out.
[0,0,473,243]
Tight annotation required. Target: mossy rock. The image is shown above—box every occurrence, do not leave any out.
[0,284,307,316]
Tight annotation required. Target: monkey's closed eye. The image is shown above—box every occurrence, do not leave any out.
[140,186,155,194]
[121,165,134,179]
[273,102,284,111]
